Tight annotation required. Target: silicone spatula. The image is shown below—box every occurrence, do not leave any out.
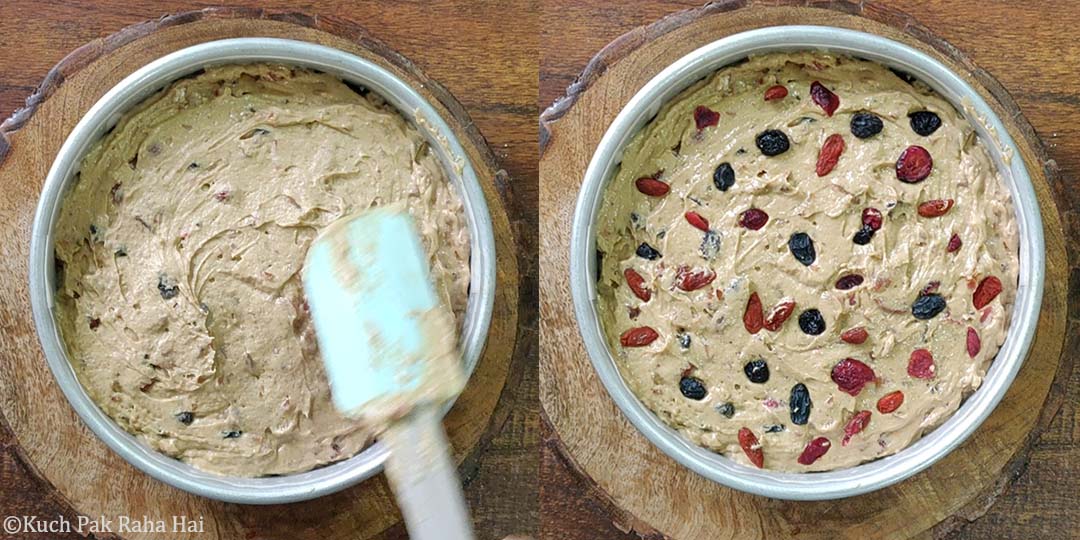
[302,205,474,540]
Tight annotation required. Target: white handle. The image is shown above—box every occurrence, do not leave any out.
[382,407,475,540]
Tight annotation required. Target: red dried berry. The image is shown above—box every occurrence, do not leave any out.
[623,268,650,302]
[908,348,936,379]
[920,280,941,296]
[685,211,710,231]
[831,358,877,396]
[738,427,765,468]
[973,276,1003,309]
[947,233,963,253]
[967,327,982,358]
[744,292,764,335]
[840,327,869,345]
[620,326,659,347]
[896,145,933,183]
[674,266,716,292]
[739,208,769,230]
[797,437,831,465]
[764,85,788,101]
[877,391,905,414]
[835,274,864,290]
[763,300,796,331]
[810,81,840,116]
[842,410,872,446]
[694,105,720,130]
[815,134,845,176]
[917,199,955,218]
[635,176,670,197]
[862,208,883,231]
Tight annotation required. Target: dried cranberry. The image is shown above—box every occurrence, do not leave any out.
[810,81,840,116]
[967,327,982,358]
[947,233,963,253]
[694,105,720,130]
[862,208,883,231]
[917,199,955,218]
[835,274,864,290]
[744,292,764,334]
[908,348,936,379]
[797,437,831,465]
[842,411,872,446]
[896,145,933,183]
[831,358,876,396]
[739,208,769,230]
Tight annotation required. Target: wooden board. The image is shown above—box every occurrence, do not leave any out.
[538,2,1073,539]
[0,7,525,540]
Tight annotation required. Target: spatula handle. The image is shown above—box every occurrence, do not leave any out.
[382,407,476,540]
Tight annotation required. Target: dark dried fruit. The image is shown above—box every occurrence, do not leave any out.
[797,437,831,465]
[713,162,735,191]
[831,358,876,396]
[763,300,796,332]
[815,133,845,176]
[700,230,721,260]
[744,292,764,334]
[765,424,785,433]
[694,105,720,130]
[88,317,101,330]
[947,233,963,253]
[798,309,826,335]
[223,430,242,439]
[973,276,1003,309]
[620,326,659,347]
[810,81,840,116]
[716,402,735,418]
[908,348,936,379]
[877,391,905,414]
[835,274,864,290]
[967,327,981,358]
[789,383,812,425]
[738,427,765,468]
[909,110,942,136]
[917,199,955,218]
[157,274,179,300]
[624,268,651,302]
[852,224,875,245]
[674,266,716,292]
[764,85,788,101]
[896,145,933,183]
[755,130,790,156]
[175,411,194,425]
[842,410,872,446]
[862,207,883,231]
[739,208,769,230]
[840,327,869,344]
[912,293,947,319]
[850,112,883,138]
[635,176,670,196]
[677,331,691,349]
[744,359,769,384]
[685,211,710,231]
[636,242,661,260]
[788,232,815,266]
[679,376,707,400]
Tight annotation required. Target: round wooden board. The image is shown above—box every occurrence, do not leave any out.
[0,8,521,540]
[538,2,1071,539]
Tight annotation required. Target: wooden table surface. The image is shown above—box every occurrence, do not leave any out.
[0,1,538,539]
[539,1,1079,539]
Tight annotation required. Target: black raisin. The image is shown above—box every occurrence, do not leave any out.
[636,242,661,260]
[157,274,179,299]
[790,383,812,425]
[699,230,721,260]
[755,130,790,156]
[222,430,242,439]
[744,359,769,384]
[909,111,941,136]
[912,293,947,320]
[716,402,735,418]
[679,376,707,400]
[788,232,816,266]
[765,424,785,433]
[713,162,735,191]
[798,309,826,335]
[850,112,884,139]
[175,412,194,425]
[852,224,875,245]
[676,331,691,349]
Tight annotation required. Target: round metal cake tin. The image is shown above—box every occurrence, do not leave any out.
[29,38,496,504]
[571,26,1044,500]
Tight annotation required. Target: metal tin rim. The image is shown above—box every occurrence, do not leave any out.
[570,26,1045,500]
[29,38,496,505]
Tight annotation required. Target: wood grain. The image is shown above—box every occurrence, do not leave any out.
[0,2,538,540]
[538,1,1077,539]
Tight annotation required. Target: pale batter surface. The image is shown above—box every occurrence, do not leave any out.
[54,63,470,476]
[596,52,1018,471]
